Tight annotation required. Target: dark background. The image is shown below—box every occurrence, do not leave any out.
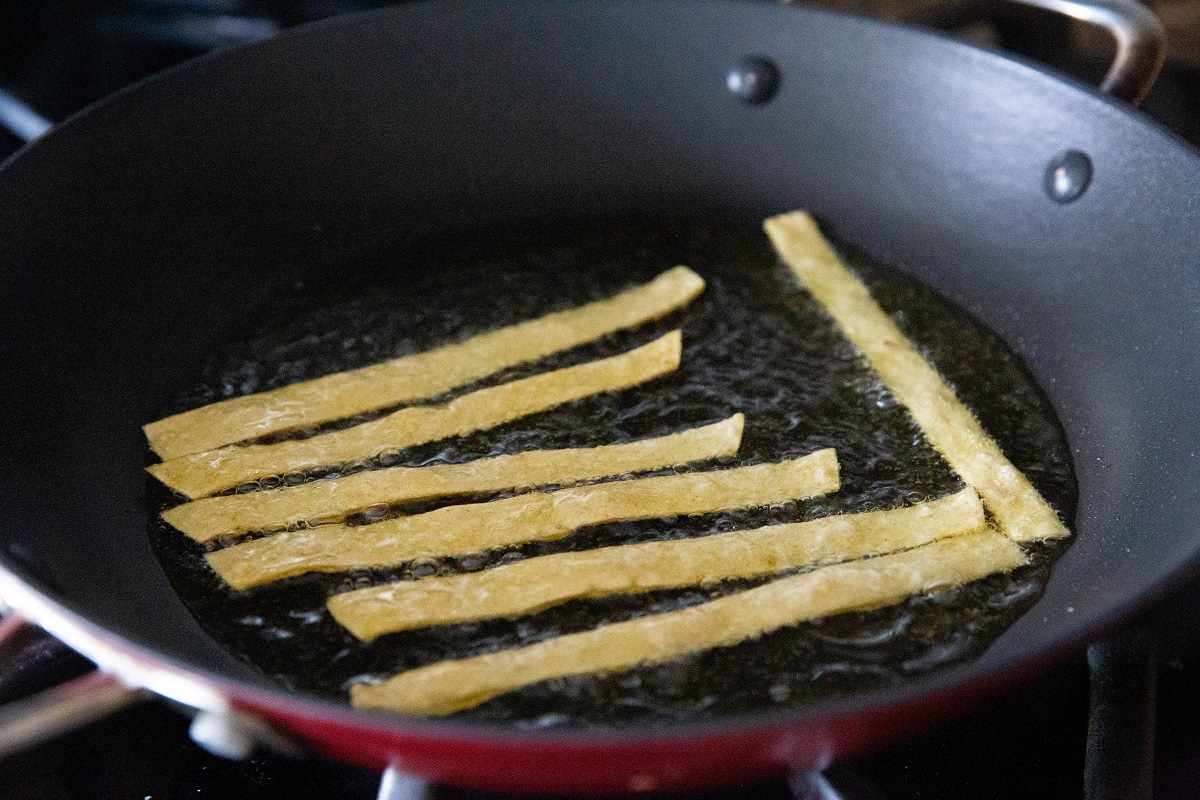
[0,1,1197,798]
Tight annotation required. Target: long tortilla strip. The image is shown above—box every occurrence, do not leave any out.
[206,449,840,590]
[764,212,1069,543]
[164,415,745,543]
[144,266,705,460]
[149,332,682,499]
[349,529,1026,715]
[330,487,984,640]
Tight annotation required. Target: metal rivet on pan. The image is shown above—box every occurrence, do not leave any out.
[189,711,259,760]
[188,709,304,760]
[1044,150,1093,203]
[726,56,781,105]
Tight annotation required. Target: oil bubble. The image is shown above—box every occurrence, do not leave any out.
[410,558,439,578]
[359,505,388,522]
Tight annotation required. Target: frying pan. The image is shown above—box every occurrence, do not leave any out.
[0,0,1198,794]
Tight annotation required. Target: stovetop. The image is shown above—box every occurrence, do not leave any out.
[1,3,1199,798]
[2,606,1199,800]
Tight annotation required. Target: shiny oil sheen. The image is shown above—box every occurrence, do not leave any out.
[147,218,1076,728]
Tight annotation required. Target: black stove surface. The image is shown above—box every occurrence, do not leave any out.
[2,618,1197,800]
[0,656,1088,800]
[11,597,1200,800]
[2,3,1199,798]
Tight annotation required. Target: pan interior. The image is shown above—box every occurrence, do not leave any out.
[147,216,1076,727]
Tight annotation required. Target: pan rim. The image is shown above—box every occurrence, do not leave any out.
[3,517,1195,748]
[5,0,1198,175]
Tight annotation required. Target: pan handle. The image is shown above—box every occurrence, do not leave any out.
[1004,0,1166,106]
[0,88,52,144]
[0,614,149,759]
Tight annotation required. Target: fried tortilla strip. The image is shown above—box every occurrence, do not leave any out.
[149,332,682,499]
[144,266,706,460]
[764,212,1069,543]
[330,487,984,640]
[165,415,745,543]
[349,528,1025,715]
[206,449,840,590]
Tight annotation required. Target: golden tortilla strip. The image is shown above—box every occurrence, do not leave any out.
[164,415,745,543]
[330,487,985,640]
[206,448,840,590]
[144,266,705,460]
[764,212,1069,543]
[349,528,1026,715]
[149,332,682,499]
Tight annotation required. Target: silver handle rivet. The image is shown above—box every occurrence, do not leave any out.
[1044,150,1093,203]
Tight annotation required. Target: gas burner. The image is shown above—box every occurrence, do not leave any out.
[0,634,1149,799]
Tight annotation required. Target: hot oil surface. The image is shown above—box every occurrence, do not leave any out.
[148,219,1076,727]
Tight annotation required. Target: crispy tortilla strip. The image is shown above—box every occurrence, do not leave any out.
[144,266,705,460]
[349,528,1026,715]
[149,332,682,499]
[164,415,745,543]
[764,212,1069,543]
[206,449,840,590]
[330,487,984,640]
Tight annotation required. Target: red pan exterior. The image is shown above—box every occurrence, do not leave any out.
[234,684,996,793]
